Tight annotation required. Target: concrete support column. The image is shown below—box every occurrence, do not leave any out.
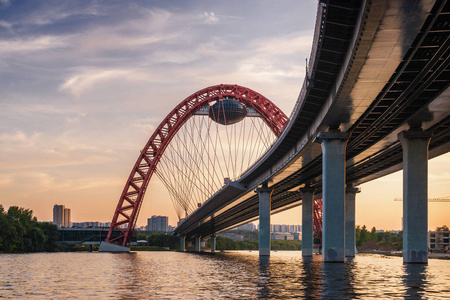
[300,186,316,257]
[345,186,360,257]
[398,130,432,264]
[257,183,273,256]
[179,235,185,252]
[195,236,201,252]
[315,131,350,262]
[211,235,216,253]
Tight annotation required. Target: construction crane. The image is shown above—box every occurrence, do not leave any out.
[393,196,450,202]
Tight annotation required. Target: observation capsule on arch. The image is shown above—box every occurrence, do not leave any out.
[208,98,247,125]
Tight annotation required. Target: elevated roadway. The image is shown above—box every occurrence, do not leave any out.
[175,0,450,261]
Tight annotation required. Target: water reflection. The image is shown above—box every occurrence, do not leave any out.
[403,264,428,299]
[257,256,271,298]
[1,252,449,299]
[301,256,322,298]
[321,260,357,299]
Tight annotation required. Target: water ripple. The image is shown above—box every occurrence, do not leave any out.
[0,251,449,299]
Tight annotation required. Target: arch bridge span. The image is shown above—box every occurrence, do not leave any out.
[102,84,288,248]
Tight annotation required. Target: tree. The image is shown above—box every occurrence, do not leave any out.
[369,227,377,242]
[357,225,369,246]
[436,225,449,231]
[137,233,148,241]
[0,205,59,252]
[38,222,60,252]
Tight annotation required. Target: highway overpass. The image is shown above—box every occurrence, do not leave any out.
[174,0,450,263]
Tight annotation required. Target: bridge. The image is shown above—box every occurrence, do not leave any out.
[100,0,450,264]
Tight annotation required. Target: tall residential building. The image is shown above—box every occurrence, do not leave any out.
[53,204,71,228]
[147,215,169,232]
[63,208,71,227]
[53,205,64,228]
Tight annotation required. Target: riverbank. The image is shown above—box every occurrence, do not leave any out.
[359,251,450,260]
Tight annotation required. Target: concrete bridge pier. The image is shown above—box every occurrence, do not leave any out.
[300,186,316,257]
[345,186,360,257]
[195,236,201,252]
[398,130,433,264]
[315,131,351,262]
[210,235,216,253]
[257,183,273,256]
[179,235,185,252]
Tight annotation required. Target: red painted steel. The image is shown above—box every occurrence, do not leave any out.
[313,199,323,245]
[105,84,289,246]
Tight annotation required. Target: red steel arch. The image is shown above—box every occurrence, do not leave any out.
[106,84,289,246]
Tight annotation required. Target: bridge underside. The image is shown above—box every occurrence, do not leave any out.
[174,0,450,242]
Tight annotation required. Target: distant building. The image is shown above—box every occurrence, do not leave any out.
[147,215,169,232]
[218,232,244,241]
[71,221,110,228]
[271,232,294,240]
[235,223,256,231]
[266,224,301,233]
[429,230,450,251]
[64,208,71,228]
[53,204,71,228]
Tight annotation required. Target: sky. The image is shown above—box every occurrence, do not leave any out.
[0,0,448,231]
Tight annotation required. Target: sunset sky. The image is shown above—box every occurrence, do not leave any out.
[1,0,448,231]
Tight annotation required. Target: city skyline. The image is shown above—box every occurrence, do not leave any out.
[0,1,449,231]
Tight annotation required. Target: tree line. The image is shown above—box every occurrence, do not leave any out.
[356,225,403,249]
[0,205,59,253]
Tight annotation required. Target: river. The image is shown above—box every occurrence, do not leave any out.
[1,251,449,299]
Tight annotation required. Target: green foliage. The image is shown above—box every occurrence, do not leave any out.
[147,233,179,250]
[137,233,148,241]
[0,205,59,253]
[272,240,302,250]
[356,224,403,250]
[369,227,377,242]
[207,236,302,251]
[436,225,449,231]
[211,236,258,250]
[38,222,60,252]
[356,225,370,246]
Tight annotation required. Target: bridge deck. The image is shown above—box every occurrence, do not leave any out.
[175,0,450,239]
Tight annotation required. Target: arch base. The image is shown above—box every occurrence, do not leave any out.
[99,241,130,253]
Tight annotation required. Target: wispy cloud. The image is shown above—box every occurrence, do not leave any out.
[59,68,153,96]
[0,130,117,170]
[201,12,219,24]
[0,35,69,54]
[0,0,10,7]
[0,20,12,32]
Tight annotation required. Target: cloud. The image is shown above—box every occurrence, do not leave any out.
[0,35,69,54]
[201,12,219,24]
[0,20,12,32]
[0,129,117,170]
[59,68,153,96]
[130,118,158,135]
[252,33,313,55]
[0,130,42,149]
[24,4,103,26]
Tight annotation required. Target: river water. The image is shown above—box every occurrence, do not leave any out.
[1,251,449,299]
